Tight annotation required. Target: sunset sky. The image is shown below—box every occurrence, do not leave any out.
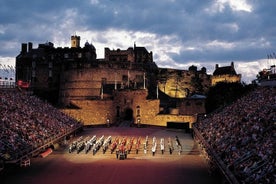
[0,0,276,83]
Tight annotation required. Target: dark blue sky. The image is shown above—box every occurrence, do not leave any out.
[0,0,276,83]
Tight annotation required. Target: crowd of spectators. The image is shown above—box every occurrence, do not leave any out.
[0,89,82,161]
[194,86,275,184]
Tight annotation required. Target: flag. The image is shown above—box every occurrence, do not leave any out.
[17,80,30,88]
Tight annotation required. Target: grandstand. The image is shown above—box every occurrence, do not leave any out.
[193,86,275,184]
[0,89,83,167]
[0,66,15,88]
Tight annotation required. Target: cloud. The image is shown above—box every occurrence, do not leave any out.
[0,0,276,84]
[206,0,253,13]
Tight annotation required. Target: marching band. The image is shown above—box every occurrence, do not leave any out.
[68,134,183,159]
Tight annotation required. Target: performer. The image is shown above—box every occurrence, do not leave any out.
[175,136,182,155]
[160,138,165,154]
[135,137,141,154]
[168,137,173,155]
[152,137,157,156]
[144,143,147,155]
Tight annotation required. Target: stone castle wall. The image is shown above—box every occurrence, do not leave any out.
[105,48,135,62]
[59,67,145,105]
[153,114,197,128]
[211,74,241,86]
[62,107,197,128]
[62,100,115,126]
[179,99,206,115]
[62,89,197,128]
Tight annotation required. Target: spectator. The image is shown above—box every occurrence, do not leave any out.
[0,90,81,161]
[193,86,276,183]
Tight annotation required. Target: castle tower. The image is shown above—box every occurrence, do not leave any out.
[71,35,80,48]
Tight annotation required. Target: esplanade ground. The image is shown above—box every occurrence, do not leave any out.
[1,126,223,184]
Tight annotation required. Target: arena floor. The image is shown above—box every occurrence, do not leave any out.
[1,127,222,184]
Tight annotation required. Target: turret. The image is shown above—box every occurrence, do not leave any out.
[71,35,80,48]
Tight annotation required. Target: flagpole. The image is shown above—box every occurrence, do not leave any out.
[101,85,103,99]
[156,83,159,99]
[115,73,117,90]
[143,72,145,89]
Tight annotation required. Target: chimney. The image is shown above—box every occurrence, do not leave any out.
[231,61,234,68]
[215,64,219,69]
[21,43,27,54]
[28,42,33,52]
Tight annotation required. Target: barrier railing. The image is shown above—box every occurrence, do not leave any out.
[3,124,83,164]
[193,126,240,184]
[0,81,15,88]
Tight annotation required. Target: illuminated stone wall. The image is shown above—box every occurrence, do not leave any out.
[62,89,160,126]
[62,100,115,126]
[62,89,198,128]
[158,68,211,98]
[211,74,241,86]
[153,114,197,128]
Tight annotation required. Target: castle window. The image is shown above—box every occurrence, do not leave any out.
[49,70,52,77]
[33,77,37,82]
[136,75,143,82]
[101,78,107,85]
[136,106,140,116]
[122,75,128,82]
[116,106,120,117]
[196,102,202,106]
[32,70,36,77]
[32,61,36,68]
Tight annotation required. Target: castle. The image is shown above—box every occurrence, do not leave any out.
[16,35,241,129]
[211,62,241,85]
